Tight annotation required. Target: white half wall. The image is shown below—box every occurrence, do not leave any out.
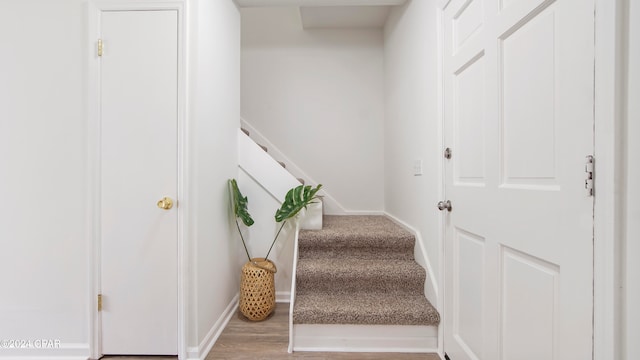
[383,1,441,292]
[0,1,89,357]
[241,7,385,213]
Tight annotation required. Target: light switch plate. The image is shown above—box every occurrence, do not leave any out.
[413,159,423,176]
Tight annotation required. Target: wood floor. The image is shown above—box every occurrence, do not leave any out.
[103,303,441,360]
[207,303,441,360]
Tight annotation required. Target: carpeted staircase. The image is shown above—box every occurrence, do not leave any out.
[291,215,439,351]
[240,124,439,351]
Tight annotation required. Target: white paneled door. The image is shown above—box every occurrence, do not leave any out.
[99,10,178,355]
[442,0,594,359]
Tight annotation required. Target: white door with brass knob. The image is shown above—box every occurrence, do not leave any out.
[98,9,179,356]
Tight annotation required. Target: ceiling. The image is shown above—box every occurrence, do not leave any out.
[235,0,407,29]
[235,0,406,6]
[299,6,391,29]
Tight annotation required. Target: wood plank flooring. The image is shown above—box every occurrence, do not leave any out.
[103,303,441,360]
[206,303,441,360]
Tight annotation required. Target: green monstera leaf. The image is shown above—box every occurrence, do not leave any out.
[265,184,322,261]
[229,180,323,262]
[275,184,322,223]
[228,179,253,261]
[229,179,254,227]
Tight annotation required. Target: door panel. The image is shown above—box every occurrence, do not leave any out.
[501,247,558,359]
[100,10,178,355]
[453,228,485,360]
[500,9,557,188]
[454,54,486,186]
[453,0,483,52]
[442,0,594,359]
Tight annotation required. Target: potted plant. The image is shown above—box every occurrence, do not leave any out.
[228,179,322,321]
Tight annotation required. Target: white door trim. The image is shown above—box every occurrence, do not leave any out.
[86,1,188,359]
[593,0,627,359]
[435,2,450,359]
[435,0,624,358]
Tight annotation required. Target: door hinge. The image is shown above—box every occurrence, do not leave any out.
[444,147,452,159]
[585,155,594,196]
[97,294,103,312]
[97,39,103,57]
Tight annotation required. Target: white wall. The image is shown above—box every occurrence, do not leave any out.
[0,1,89,357]
[241,7,385,213]
[187,0,242,357]
[624,0,639,358]
[0,1,242,359]
[383,1,441,293]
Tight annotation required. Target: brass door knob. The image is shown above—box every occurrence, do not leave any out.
[157,197,174,210]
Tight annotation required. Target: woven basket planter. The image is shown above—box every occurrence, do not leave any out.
[239,258,277,321]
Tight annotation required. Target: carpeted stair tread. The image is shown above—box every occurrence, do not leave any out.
[299,215,415,260]
[296,258,425,295]
[293,293,440,326]
[298,247,413,260]
[300,215,415,243]
[294,215,440,329]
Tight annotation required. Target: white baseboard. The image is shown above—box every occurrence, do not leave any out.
[292,324,438,353]
[342,210,385,216]
[384,212,440,309]
[0,357,89,360]
[186,294,239,360]
[276,291,290,303]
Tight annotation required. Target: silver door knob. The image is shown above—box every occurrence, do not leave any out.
[437,200,452,212]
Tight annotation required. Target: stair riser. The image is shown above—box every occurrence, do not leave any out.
[296,271,425,295]
[293,311,434,326]
[293,293,440,326]
[298,236,415,249]
[298,248,415,261]
[292,324,438,353]
[296,280,424,295]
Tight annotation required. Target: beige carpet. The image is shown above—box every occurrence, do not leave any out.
[293,215,440,326]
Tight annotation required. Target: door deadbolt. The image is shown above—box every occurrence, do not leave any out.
[437,200,452,212]
[157,197,174,210]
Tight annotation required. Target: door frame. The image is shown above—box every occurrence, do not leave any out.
[592,0,627,358]
[86,1,188,358]
[436,0,626,358]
